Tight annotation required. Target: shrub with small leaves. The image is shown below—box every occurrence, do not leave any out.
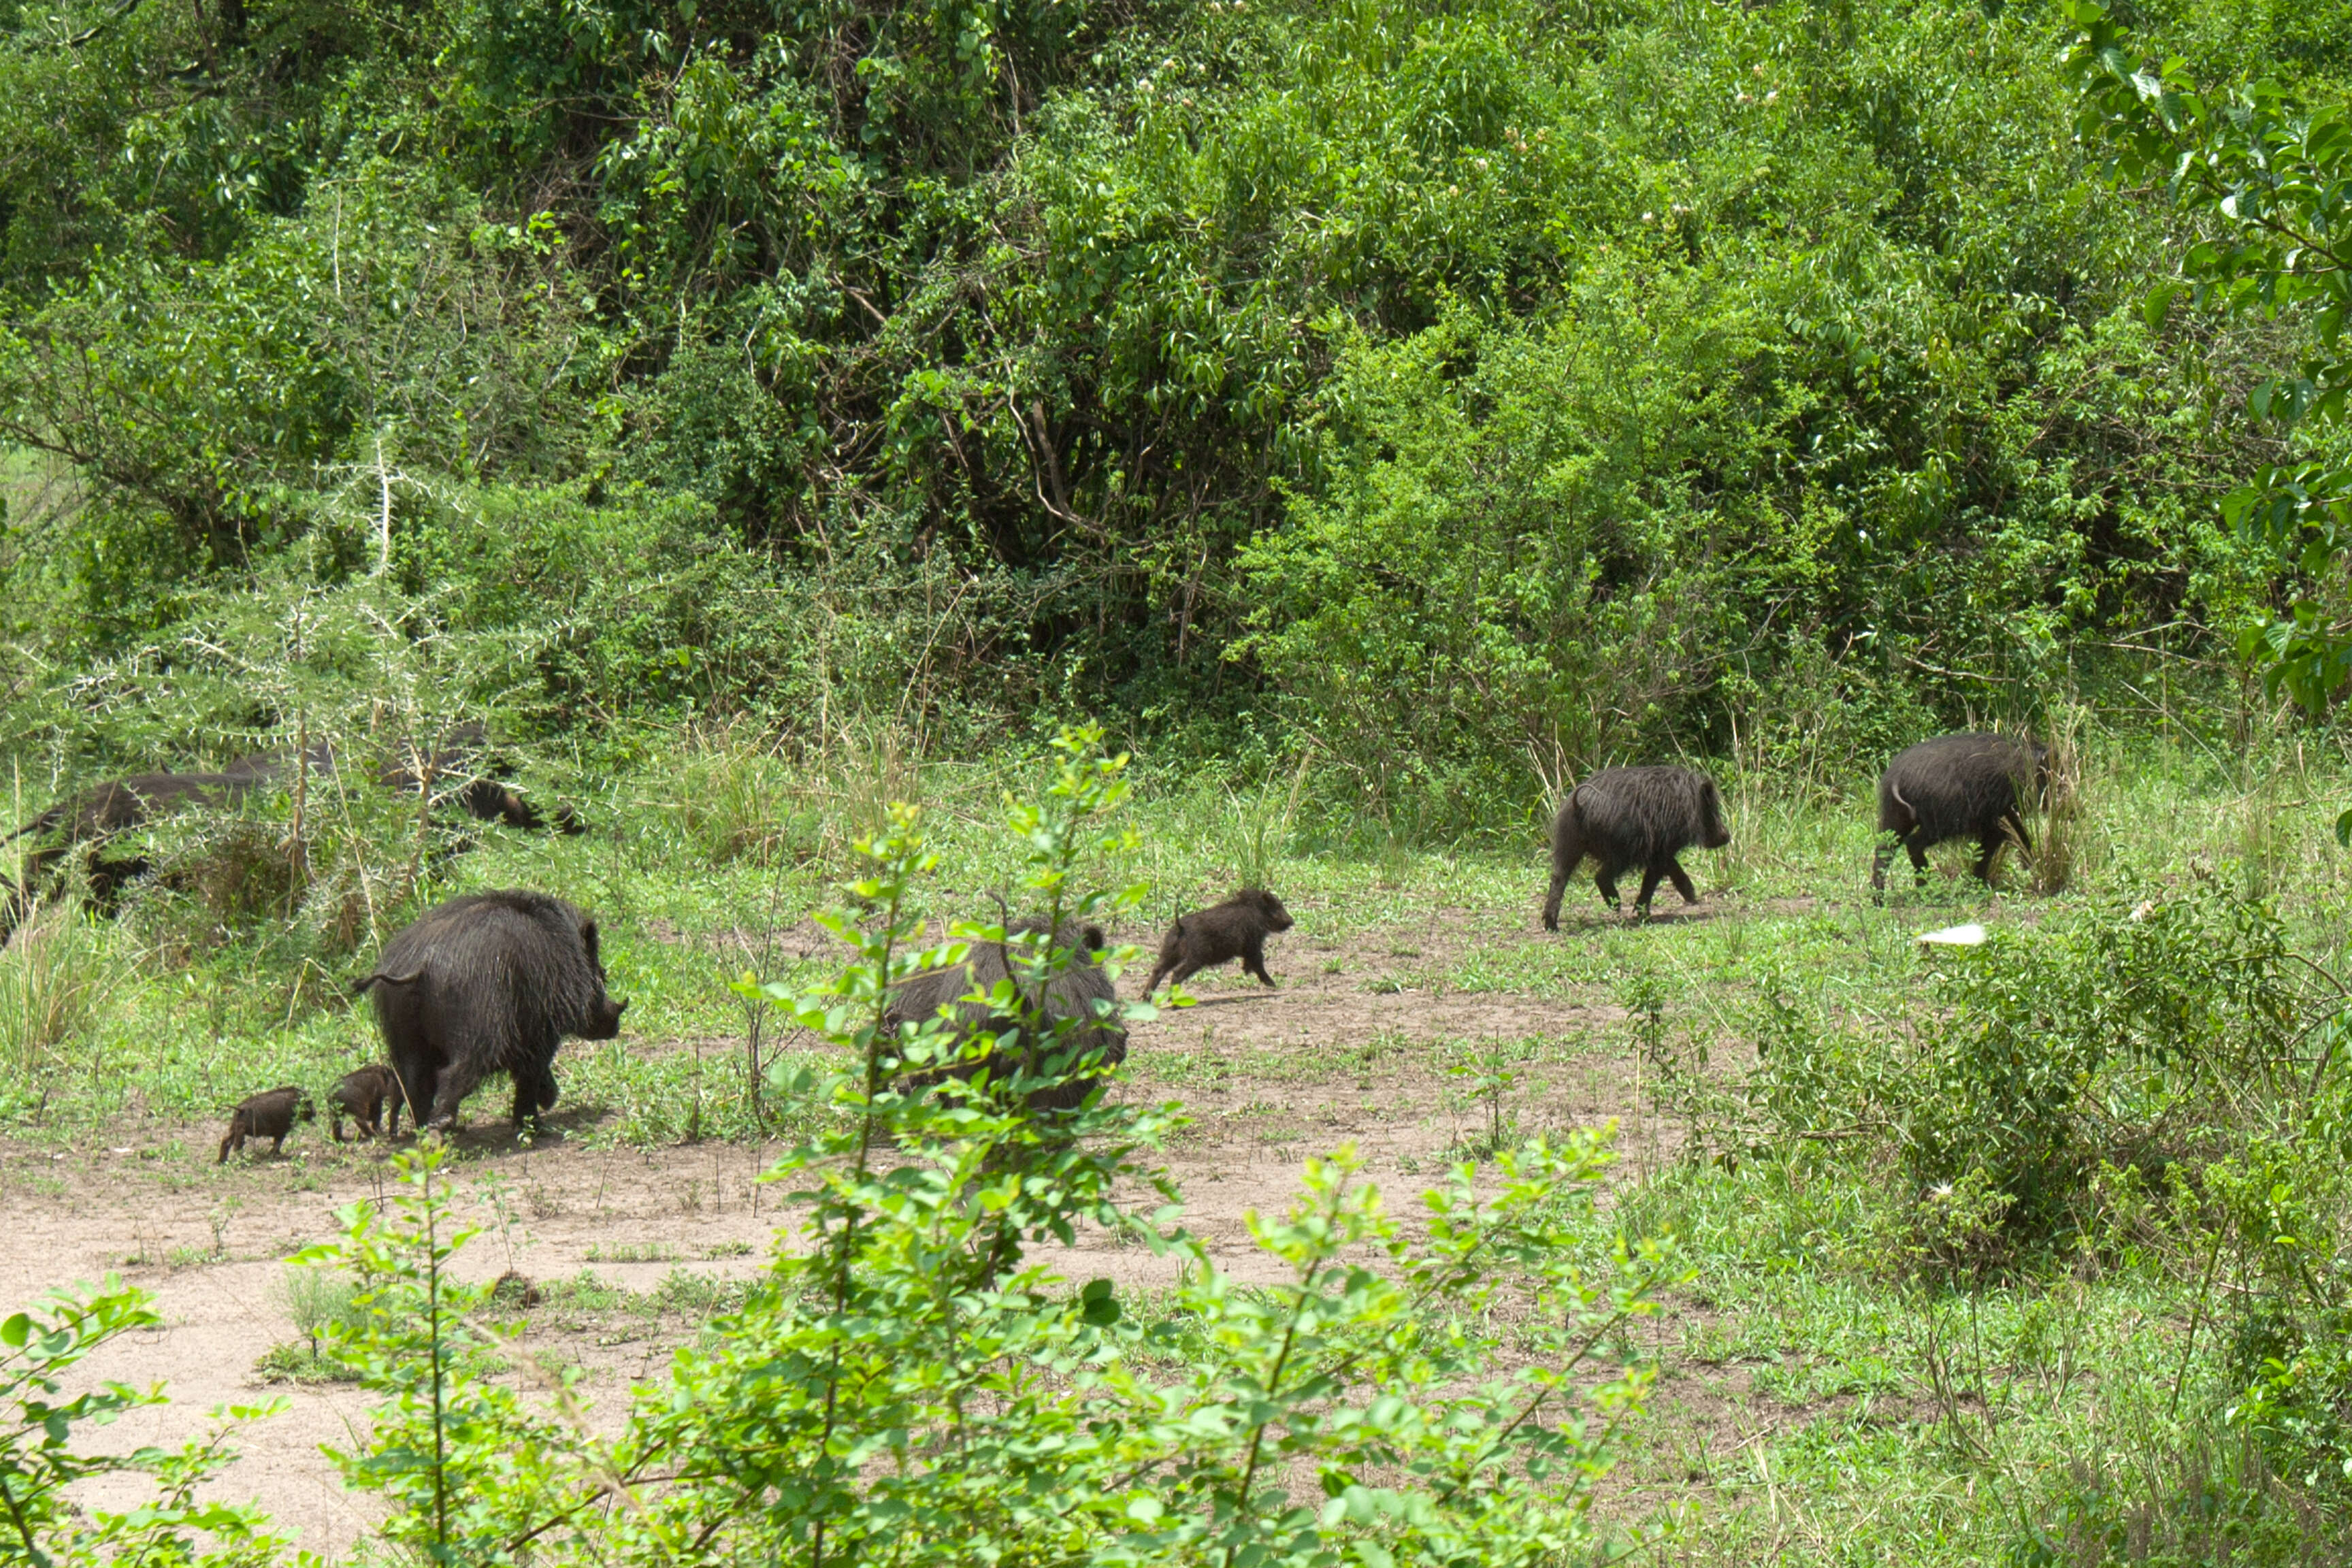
[1,1281,305,1568]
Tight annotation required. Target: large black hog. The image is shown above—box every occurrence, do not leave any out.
[2,770,261,943]
[1541,766,1732,928]
[229,722,583,834]
[1872,732,2047,894]
[355,890,625,1132]
[884,918,1126,1113]
[1144,889,1294,994]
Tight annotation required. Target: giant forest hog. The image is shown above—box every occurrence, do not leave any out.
[883,918,1127,1113]
[355,890,625,1132]
[329,1063,404,1142]
[228,722,583,834]
[2,770,261,943]
[1872,732,2047,894]
[1541,766,1732,928]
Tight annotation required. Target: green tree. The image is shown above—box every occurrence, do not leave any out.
[2068,1,2352,721]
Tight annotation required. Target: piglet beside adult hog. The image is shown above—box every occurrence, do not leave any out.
[883,917,1126,1113]
[1144,889,1294,994]
[329,1063,404,1142]
[1872,732,2047,894]
[218,1085,312,1162]
[355,890,625,1133]
[1541,765,1731,928]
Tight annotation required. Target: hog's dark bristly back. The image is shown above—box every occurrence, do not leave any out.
[1562,767,1731,863]
[1876,732,2044,843]
[883,917,1126,1112]
[359,889,625,1131]
[1,770,265,940]
[1872,732,2048,894]
[229,723,583,834]
[1544,764,1733,927]
[370,890,612,1054]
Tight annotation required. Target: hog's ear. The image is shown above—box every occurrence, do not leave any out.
[579,919,601,963]
[1083,924,1107,956]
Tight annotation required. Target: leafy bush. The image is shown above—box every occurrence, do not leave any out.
[2206,1107,2352,1503]
[1736,879,2319,1256]
[1725,875,2352,1507]
[1237,294,1763,829]
[0,0,2328,818]
[0,1281,301,1567]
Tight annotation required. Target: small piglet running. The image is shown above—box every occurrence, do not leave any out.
[1145,888,1294,995]
[218,1085,312,1162]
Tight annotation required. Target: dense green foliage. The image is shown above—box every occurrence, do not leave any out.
[1721,873,2352,1517]
[2069,1,2352,725]
[0,0,2345,829]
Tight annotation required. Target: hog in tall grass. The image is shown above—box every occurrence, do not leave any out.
[1143,889,1294,994]
[884,918,1126,1112]
[355,890,625,1133]
[1872,732,2047,895]
[1,770,261,943]
[1541,766,1732,928]
[229,721,583,834]
[218,1085,312,1162]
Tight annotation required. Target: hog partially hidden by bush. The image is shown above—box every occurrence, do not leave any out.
[229,721,584,834]
[883,918,1126,1113]
[1873,732,2048,894]
[218,1085,312,1162]
[329,1063,404,1142]
[1541,765,1732,928]
[355,889,625,1132]
[1144,889,1294,994]
[2,770,263,943]
[0,726,581,951]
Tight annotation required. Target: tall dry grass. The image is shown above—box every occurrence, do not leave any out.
[0,902,119,1078]
[662,725,815,867]
[2025,715,2086,896]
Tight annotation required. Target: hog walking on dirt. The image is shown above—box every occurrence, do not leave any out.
[1143,889,1294,994]
[355,890,626,1133]
[1541,765,1732,928]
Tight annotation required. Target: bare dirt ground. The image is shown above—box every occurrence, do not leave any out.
[0,909,1684,1561]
